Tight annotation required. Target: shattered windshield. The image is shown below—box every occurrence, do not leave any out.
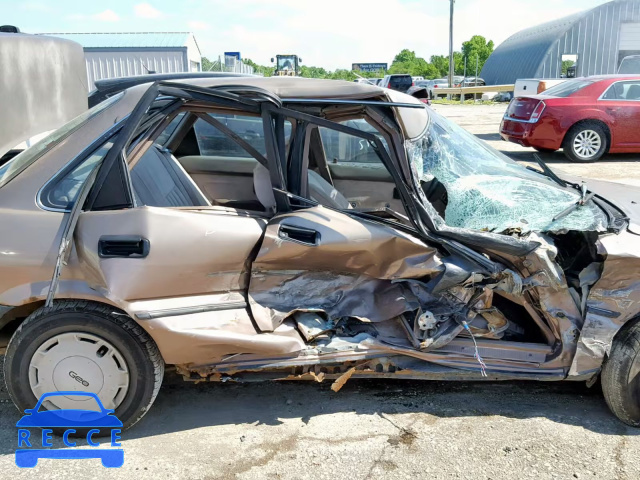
[407,110,608,233]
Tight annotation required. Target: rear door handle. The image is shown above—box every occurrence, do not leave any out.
[278,225,320,246]
[98,236,150,258]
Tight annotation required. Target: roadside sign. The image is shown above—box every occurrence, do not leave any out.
[352,63,388,73]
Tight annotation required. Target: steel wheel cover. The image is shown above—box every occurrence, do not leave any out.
[28,332,130,411]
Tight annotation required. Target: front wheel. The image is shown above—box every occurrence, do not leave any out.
[4,300,164,431]
[562,123,607,162]
[601,318,640,427]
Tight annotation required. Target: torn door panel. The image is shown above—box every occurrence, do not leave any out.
[569,231,640,378]
[248,206,447,331]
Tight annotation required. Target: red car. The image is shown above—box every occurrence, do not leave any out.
[500,75,640,162]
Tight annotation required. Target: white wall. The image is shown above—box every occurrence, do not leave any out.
[84,49,187,88]
[185,34,202,72]
[620,22,640,50]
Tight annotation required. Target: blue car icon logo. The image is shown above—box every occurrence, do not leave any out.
[16,391,124,468]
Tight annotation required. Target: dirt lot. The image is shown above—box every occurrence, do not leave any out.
[1,104,639,479]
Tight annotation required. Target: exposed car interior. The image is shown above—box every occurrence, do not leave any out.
[130,109,409,222]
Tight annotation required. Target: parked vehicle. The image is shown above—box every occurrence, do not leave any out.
[380,74,413,93]
[618,55,640,74]
[501,75,640,162]
[430,78,450,98]
[272,54,302,76]
[412,76,424,82]
[2,77,640,431]
[514,78,566,97]
[461,77,486,87]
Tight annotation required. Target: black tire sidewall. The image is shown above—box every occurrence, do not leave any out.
[602,320,640,426]
[564,123,607,162]
[4,308,157,431]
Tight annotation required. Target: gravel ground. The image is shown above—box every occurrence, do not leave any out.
[1,104,639,479]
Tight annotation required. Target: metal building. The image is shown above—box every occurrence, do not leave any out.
[481,0,640,84]
[41,32,202,89]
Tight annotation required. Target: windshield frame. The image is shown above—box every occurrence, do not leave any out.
[406,108,610,235]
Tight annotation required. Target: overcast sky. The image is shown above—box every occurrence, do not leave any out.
[1,0,611,70]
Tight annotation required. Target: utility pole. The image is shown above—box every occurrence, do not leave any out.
[448,0,455,88]
[475,53,479,85]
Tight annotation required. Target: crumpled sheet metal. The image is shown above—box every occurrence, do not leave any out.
[569,231,640,378]
[140,307,305,366]
[256,208,444,279]
[249,206,445,331]
[249,270,440,332]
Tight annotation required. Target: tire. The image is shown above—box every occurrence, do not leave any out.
[601,318,640,427]
[4,300,164,432]
[562,122,607,162]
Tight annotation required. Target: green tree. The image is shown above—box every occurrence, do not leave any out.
[243,58,273,76]
[429,55,449,78]
[461,35,494,75]
[201,56,216,72]
[561,60,575,76]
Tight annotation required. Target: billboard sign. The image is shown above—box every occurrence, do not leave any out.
[352,63,388,73]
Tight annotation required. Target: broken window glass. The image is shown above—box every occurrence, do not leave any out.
[407,111,608,234]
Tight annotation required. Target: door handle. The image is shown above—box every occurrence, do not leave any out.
[98,236,150,258]
[278,225,320,246]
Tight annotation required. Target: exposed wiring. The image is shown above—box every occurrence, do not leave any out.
[461,320,488,377]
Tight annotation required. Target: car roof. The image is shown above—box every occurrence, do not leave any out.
[92,71,254,93]
[164,76,387,100]
[576,74,640,82]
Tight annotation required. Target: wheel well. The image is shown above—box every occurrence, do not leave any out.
[610,314,640,347]
[0,299,123,334]
[0,301,45,333]
[563,119,611,153]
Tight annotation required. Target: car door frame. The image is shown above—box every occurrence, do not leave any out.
[45,81,289,306]
[598,79,640,149]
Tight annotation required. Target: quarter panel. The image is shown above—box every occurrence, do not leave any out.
[569,230,640,377]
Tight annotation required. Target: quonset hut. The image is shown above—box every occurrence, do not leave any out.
[481,0,640,84]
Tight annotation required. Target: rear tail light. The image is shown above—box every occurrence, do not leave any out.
[537,81,547,94]
[530,101,546,122]
[434,84,438,88]
[412,82,415,86]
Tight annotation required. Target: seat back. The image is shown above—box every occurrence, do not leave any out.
[131,145,209,207]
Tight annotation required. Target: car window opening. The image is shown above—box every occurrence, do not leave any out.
[408,110,608,234]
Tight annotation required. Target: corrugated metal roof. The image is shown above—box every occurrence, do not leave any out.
[40,32,191,49]
[481,10,589,84]
[481,0,640,84]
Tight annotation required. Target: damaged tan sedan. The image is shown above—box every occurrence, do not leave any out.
[1,77,640,430]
